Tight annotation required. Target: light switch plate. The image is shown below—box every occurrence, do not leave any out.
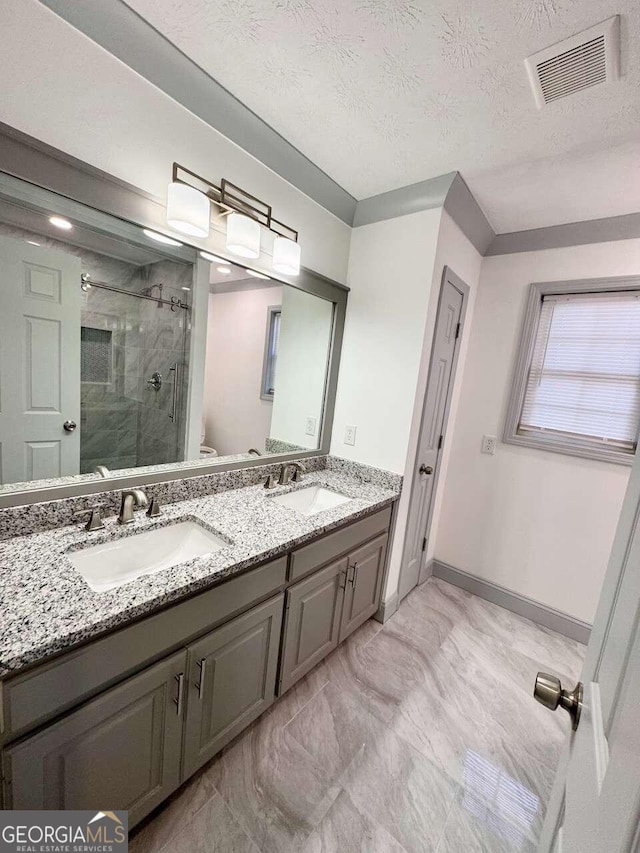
[481,435,497,455]
[305,417,317,437]
[344,425,357,446]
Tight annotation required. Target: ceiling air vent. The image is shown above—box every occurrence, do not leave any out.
[525,16,620,109]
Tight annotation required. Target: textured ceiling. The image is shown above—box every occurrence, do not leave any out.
[122,0,640,227]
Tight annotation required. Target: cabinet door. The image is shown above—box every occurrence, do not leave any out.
[3,649,187,826]
[182,594,284,778]
[340,534,387,642]
[279,556,347,695]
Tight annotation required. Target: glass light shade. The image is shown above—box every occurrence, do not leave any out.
[226,212,261,259]
[272,236,301,276]
[166,181,210,238]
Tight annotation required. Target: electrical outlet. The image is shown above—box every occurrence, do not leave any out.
[305,416,317,437]
[344,425,357,446]
[481,435,497,455]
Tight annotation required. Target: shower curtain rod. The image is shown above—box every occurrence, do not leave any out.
[79,274,189,311]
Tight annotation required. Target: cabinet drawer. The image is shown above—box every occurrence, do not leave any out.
[1,556,287,741]
[289,506,391,583]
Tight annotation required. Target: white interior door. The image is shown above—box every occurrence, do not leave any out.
[398,266,466,601]
[538,447,640,852]
[0,235,81,485]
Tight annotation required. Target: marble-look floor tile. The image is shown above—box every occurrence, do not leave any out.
[436,787,537,853]
[206,688,340,853]
[129,771,216,853]
[301,788,408,853]
[316,616,434,725]
[156,791,258,853]
[386,578,471,649]
[339,724,458,853]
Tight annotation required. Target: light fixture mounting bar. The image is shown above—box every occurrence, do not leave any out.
[172,163,298,242]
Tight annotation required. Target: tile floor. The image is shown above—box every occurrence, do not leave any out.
[130,578,585,853]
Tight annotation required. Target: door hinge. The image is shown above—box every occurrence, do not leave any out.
[438,434,443,450]
[455,321,461,340]
[421,537,427,552]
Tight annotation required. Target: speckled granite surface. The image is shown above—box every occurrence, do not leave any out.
[0,469,399,677]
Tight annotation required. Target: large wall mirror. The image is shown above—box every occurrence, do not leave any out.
[0,166,346,502]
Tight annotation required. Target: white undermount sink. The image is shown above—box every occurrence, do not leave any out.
[67,520,228,592]
[271,485,351,516]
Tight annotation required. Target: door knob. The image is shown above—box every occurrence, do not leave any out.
[534,672,583,731]
[419,464,433,475]
[63,420,77,432]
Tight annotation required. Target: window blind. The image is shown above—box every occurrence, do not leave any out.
[519,291,640,451]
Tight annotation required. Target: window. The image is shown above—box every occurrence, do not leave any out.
[260,306,281,401]
[504,278,640,464]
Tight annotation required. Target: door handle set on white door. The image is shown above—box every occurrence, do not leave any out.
[419,464,433,475]
[534,672,583,731]
[63,420,77,432]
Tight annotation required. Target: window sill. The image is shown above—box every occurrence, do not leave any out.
[502,431,634,466]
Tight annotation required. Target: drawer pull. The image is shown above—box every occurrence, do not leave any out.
[196,658,206,699]
[174,672,185,716]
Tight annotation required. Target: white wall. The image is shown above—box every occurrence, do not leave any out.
[433,239,640,624]
[0,0,351,285]
[330,208,442,472]
[383,211,483,602]
[203,286,282,456]
[270,287,333,450]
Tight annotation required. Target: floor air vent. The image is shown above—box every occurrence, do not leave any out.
[525,16,620,108]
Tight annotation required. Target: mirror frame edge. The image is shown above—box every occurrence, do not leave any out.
[0,121,348,509]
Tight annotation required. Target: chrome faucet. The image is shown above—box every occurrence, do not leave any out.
[277,461,306,486]
[118,488,149,524]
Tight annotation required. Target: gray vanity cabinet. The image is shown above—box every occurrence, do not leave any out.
[182,594,283,778]
[278,556,348,694]
[339,533,388,642]
[2,649,187,823]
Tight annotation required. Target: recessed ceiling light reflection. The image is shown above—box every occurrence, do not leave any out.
[143,228,183,247]
[49,216,73,230]
[217,266,232,275]
[26,240,41,246]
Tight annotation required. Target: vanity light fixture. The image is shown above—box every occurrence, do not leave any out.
[49,215,73,230]
[225,211,261,259]
[200,251,229,264]
[217,266,232,275]
[272,236,302,276]
[166,181,210,238]
[143,228,183,247]
[246,269,270,280]
[169,163,300,274]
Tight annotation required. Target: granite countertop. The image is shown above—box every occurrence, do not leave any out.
[0,470,398,677]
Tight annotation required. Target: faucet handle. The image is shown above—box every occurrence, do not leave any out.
[146,497,162,517]
[73,505,104,532]
[264,474,277,489]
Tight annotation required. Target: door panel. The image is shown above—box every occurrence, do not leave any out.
[0,235,80,485]
[3,649,186,826]
[182,595,283,778]
[539,445,640,851]
[340,534,387,642]
[399,267,466,601]
[279,557,347,694]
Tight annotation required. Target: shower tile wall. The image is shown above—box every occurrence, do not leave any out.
[132,260,192,468]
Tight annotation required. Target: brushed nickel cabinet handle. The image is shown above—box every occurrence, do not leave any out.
[174,672,185,716]
[196,658,206,699]
[348,562,359,586]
